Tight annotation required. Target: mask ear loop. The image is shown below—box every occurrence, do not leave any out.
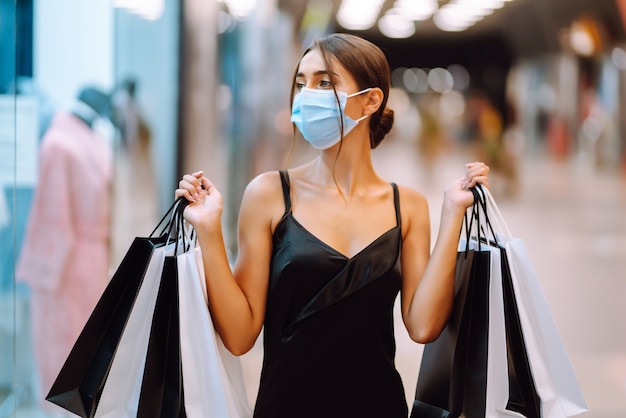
[347,88,374,124]
[346,87,373,98]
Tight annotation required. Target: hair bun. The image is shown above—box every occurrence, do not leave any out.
[370,107,394,149]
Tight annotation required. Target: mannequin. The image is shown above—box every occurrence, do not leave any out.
[16,86,113,416]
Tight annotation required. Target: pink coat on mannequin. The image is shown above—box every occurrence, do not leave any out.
[16,112,112,412]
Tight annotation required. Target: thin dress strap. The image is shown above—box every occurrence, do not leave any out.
[279,170,292,215]
[391,183,401,229]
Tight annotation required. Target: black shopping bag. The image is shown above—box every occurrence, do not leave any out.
[411,187,491,418]
[46,199,185,417]
[500,247,541,418]
[45,234,168,417]
[137,255,186,418]
[411,247,491,418]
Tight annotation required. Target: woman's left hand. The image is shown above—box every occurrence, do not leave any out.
[444,162,490,213]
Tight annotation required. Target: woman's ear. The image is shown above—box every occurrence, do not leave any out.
[363,87,384,115]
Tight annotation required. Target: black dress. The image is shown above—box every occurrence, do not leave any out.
[253,171,408,418]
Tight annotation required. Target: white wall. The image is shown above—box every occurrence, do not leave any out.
[34,0,114,109]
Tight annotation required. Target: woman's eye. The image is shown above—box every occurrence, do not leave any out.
[295,82,305,91]
[320,80,332,88]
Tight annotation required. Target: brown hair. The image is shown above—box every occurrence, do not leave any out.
[289,33,394,149]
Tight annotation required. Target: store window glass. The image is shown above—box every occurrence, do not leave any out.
[0,1,179,416]
[1,0,38,415]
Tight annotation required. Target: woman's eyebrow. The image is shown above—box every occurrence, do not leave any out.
[295,70,339,78]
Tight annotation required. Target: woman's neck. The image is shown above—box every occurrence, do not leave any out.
[311,133,380,196]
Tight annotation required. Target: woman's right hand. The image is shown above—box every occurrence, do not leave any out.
[175,170,223,229]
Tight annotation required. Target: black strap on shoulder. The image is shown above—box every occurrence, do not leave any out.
[391,183,401,229]
[279,170,292,214]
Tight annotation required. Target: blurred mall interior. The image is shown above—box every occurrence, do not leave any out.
[1,0,625,417]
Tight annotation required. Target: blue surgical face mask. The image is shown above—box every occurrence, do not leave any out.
[290,87,372,150]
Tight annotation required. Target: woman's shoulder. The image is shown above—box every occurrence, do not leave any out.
[243,170,284,202]
[392,183,430,235]
[241,171,289,222]
[238,171,288,232]
[394,183,428,210]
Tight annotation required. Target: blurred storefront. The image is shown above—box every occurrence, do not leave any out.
[0,0,182,415]
[1,0,625,416]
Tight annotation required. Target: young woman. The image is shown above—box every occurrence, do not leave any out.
[176,33,489,418]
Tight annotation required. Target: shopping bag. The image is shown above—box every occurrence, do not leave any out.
[457,186,539,418]
[178,245,251,417]
[93,243,175,418]
[45,234,168,417]
[46,198,185,417]
[499,248,541,417]
[412,197,492,418]
[411,251,491,418]
[136,254,186,417]
[478,185,587,417]
[413,188,540,418]
[467,235,535,418]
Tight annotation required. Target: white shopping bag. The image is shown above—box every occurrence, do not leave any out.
[504,238,587,417]
[178,245,252,418]
[478,185,588,418]
[94,243,175,418]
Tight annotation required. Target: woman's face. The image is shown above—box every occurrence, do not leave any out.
[294,49,364,120]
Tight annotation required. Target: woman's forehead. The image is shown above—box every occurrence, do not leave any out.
[296,49,346,77]
[297,50,327,73]
[294,49,361,90]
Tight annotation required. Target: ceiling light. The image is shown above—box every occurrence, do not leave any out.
[337,0,385,30]
[378,8,415,38]
[466,0,505,10]
[410,68,429,93]
[428,67,454,93]
[395,0,438,21]
[447,64,470,90]
[402,68,419,92]
[434,0,513,32]
[434,7,476,32]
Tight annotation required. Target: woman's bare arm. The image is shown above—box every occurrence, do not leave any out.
[400,163,489,343]
[177,171,282,355]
